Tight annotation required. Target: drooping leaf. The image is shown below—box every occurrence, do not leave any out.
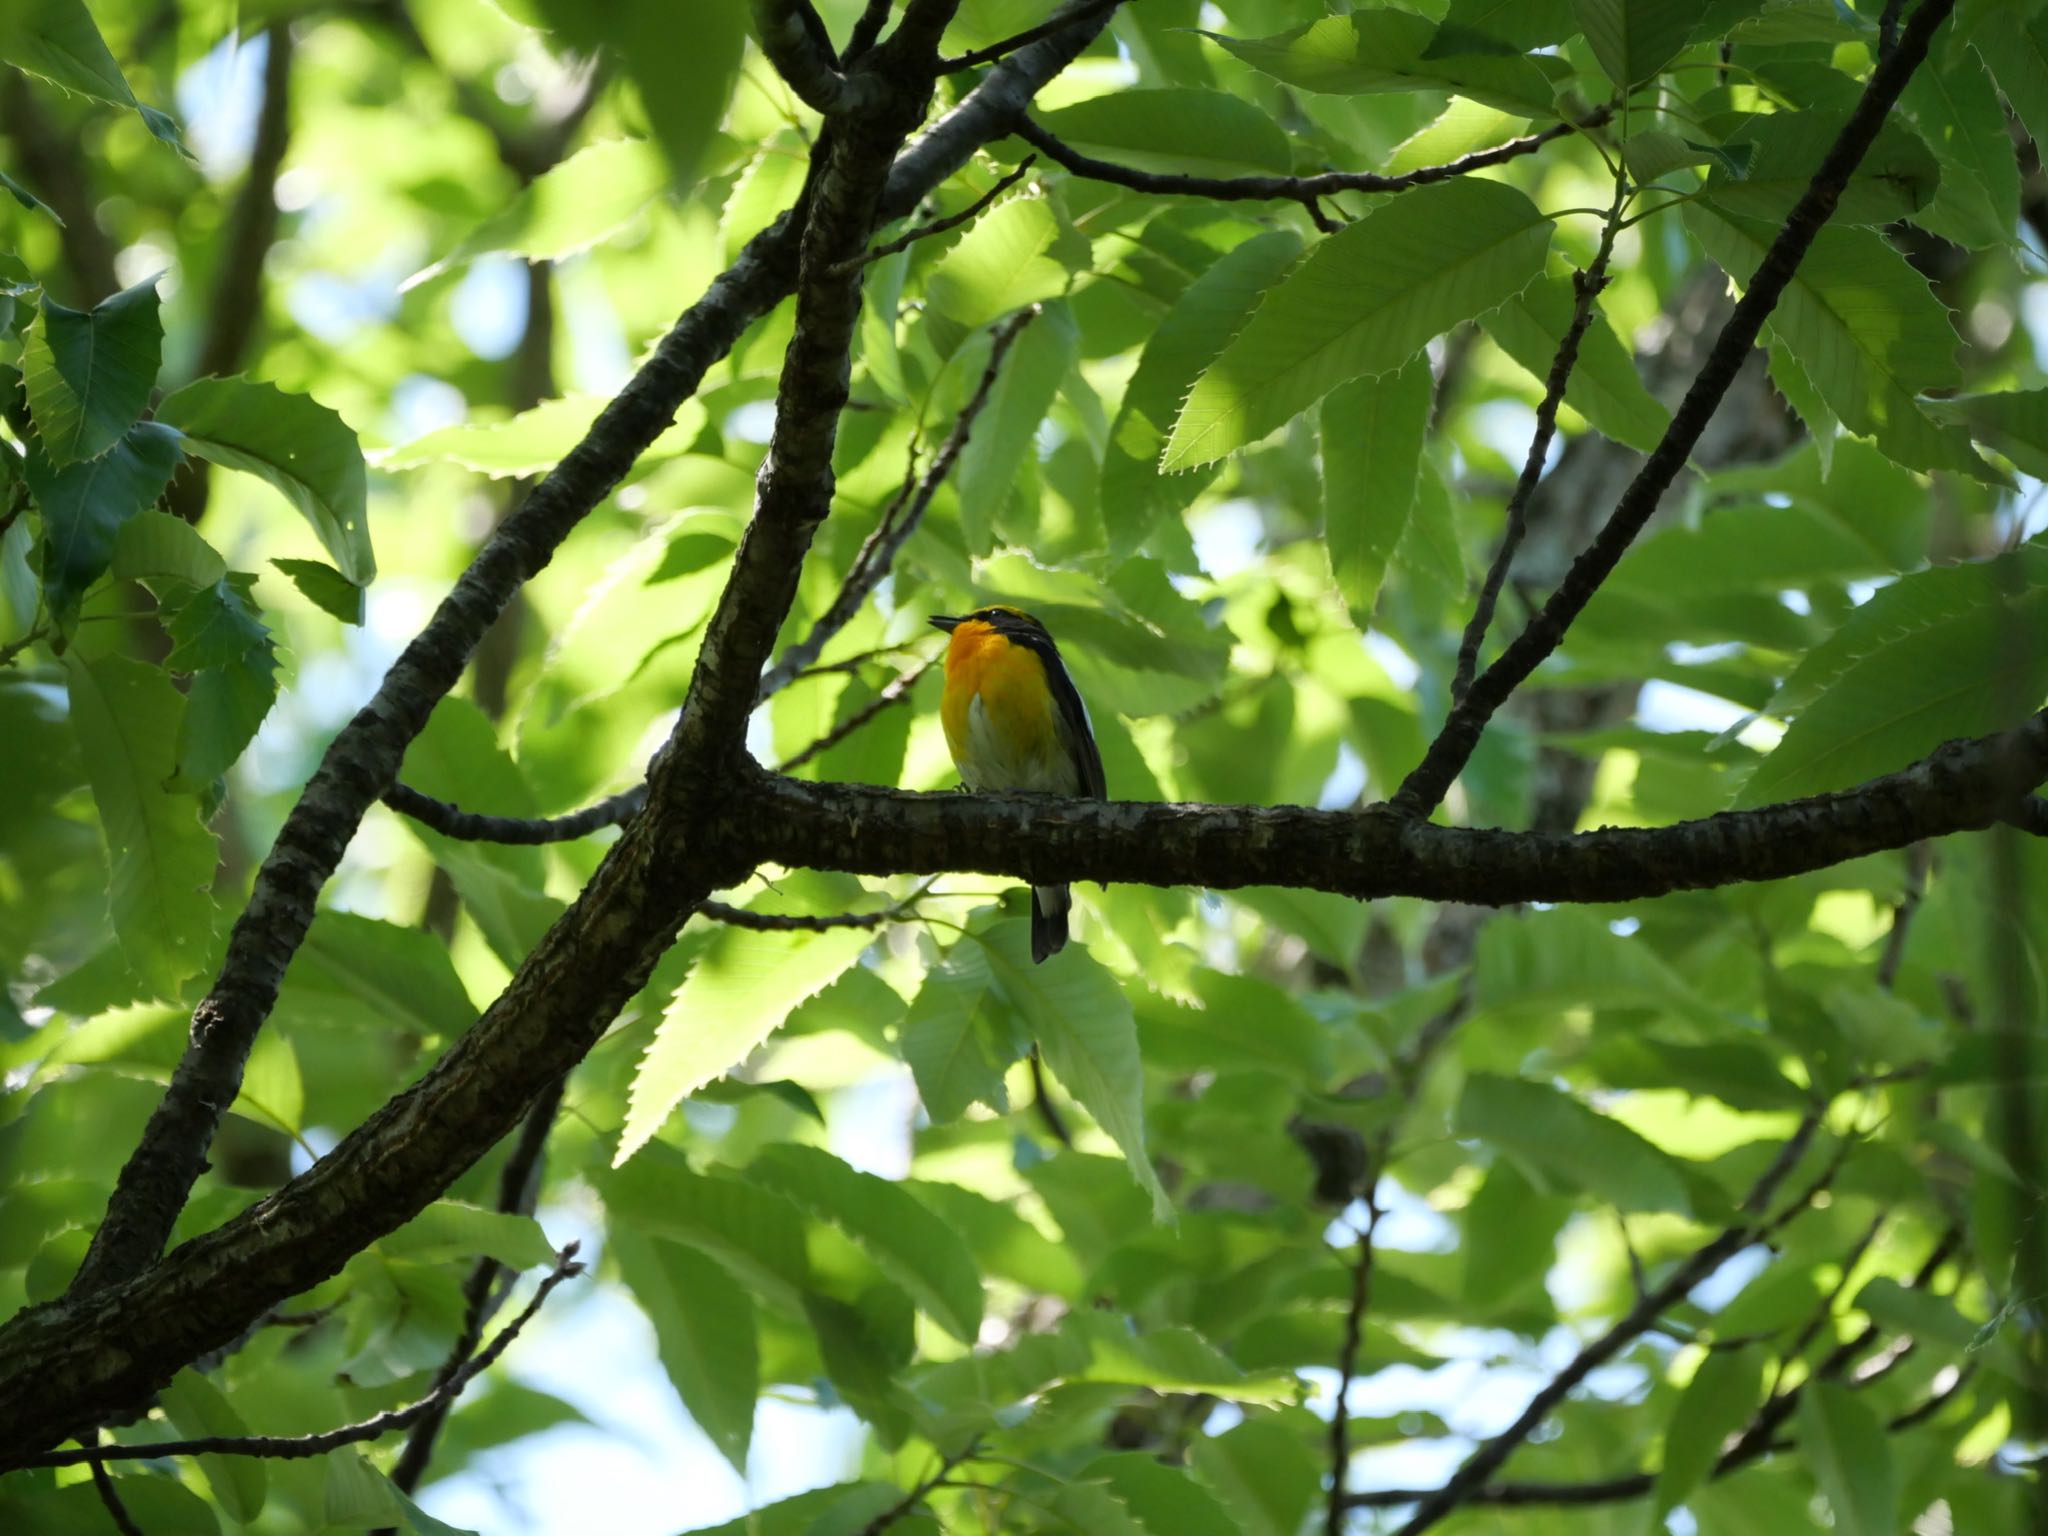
[1189,1417,1322,1536]
[380,1201,554,1269]
[27,420,183,617]
[616,922,876,1165]
[1082,1453,1242,1536]
[21,276,162,465]
[957,303,1078,553]
[1164,178,1551,469]
[1573,0,1698,85]
[612,1230,758,1474]
[1705,112,1940,228]
[1100,228,1302,554]
[603,1151,813,1314]
[745,1143,984,1344]
[925,196,1074,331]
[1902,47,2020,251]
[63,651,217,997]
[1799,1383,1896,1536]
[1035,89,1293,179]
[1976,7,2048,150]
[1479,272,1671,452]
[1924,389,2048,479]
[1739,548,2048,805]
[272,557,365,624]
[900,937,1013,1122]
[1321,357,1432,626]
[1429,0,1579,54]
[111,509,226,590]
[1654,1346,1766,1517]
[0,0,187,150]
[159,572,279,789]
[160,1369,266,1522]
[157,376,373,585]
[1455,1073,1697,1214]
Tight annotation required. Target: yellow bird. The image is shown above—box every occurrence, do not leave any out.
[930,605,1105,962]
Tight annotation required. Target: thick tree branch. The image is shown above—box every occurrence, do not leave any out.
[66,0,1097,1301]
[18,1247,582,1469]
[1391,0,1959,817]
[758,304,1039,696]
[1013,110,1607,226]
[753,0,874,115]
[1450,179,1624,703]
[743,710,2048,907]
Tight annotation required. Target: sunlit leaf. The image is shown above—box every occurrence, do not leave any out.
[613,1230,758,1473]
[1321,357,1432,625]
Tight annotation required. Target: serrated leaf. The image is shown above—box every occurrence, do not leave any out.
[1082,1453,1242,1536]
[1977,7,2048,150]
[160,1369,265,1521]
[1684,205,1991,481]
[233,1029,304,1138]
[111,509,226,589]
[1211,10,1568,116]
[1428,0,1579,55]
[1456,1073,1696,1214]
[381,1201,554,1269]
[1479,273,1671,452]
[746,1143,984,1344]
[1740,548,2048,805]
[1903,48,2019,251]
[1061,1311,1295,1402]
[925,196,1072,331]
[1189,1418,1321,1536]
[157,375,373,585]
[1654,1346,1765,1516]
[1924,389,2048,479]
[1164,178,1551,469]
[63,651,217,996]
[0,0,187,151]
[603,1150,813,1314]
[381,393,707,478]
[404,138,673,290]
[1101,228,1302,555]
[1706,113,1939,227]
[27,420,183,617]
[21,276,160,465]
[901,937,1013,1121]
[1574,0,1697,85]
[272,556,365,624]
[1036,89,1292,179]
[275,910,479,1040]
[1799,1383,1896,1536]
[613,1230,757,1473]
[976,926,1171,1221]
[1322,357,1431,625]
[615,923,875,1165]
[675,1483,903,1536]
[957,303,1077,553]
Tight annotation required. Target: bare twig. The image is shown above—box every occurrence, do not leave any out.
[22,1248,583,1470]
[1014,109,1610,230]
[836,156,1036,272]
[1325,1178,1385,1534]
[1449,174,1627,703]
[1391,0,1960,817]
[939,0,1127,70]
[383,779,643,844]
[87,1432,146,1536]
[1876,841,1931,990]
[757,304,1041,697]
[779,655,937,772]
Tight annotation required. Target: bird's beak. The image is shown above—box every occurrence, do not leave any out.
[929,615,962,633]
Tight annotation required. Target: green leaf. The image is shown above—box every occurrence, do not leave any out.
[746,1143,985,1344]
[1740,548,2048,805]
[957,304,1078,553]
[275,910,479,1040]
[612,1230,757,1474]
[1573,0,1697,84]
[602,1151,813,1313]
[1924,389,2048,479]
[157,375,374,585]
[1100,229,1302,556]
[1082,1453,1242,1536]
[900,937,1013,1122]
[615,922,875,1165]
[28,420,183,617]
[0,0,186,151]
[1654,1346,1766,1517]
[111,509,226,589]
[925,196,1072,331]
[159,572,279,789]
[1799,1383,1896,1536]
[976,926,1171,1221]
[1060,1311,1296,1402]
[1189,1418,1321,1536]
[1705,113,1939,228]
[63,651,217,997]
[380,1201,554,1268]
[233,1029,304,1137]
[1211,10,1568,116]
[1684,205,1990,480]
[21,277,161,465]
[1322,357,1432,627]
[1455,1074,1696,1214]
[1429,0,1580,54]
[676,1483,902,1536]
[382,393,707,478]
[272,557,365,624]
[403,138,674,290]
[1164,178,1551,470]
[1035,89,1292,179]
[1976,7,2048,150]
[1903,49,2019,252]
[1480,273,1672,452]
[160,1368,266,1522]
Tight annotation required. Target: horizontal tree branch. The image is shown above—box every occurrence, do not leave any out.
[741,711,2048,907]
[18,1247,582,1469]
[1392,0,1959,817]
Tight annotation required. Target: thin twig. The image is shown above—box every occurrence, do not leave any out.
[698,891,924,931]
[21,1248,584,1469]
[1449,171,1628,703]
[1028,1045,1073,1147]
[779,655,938,772]
[857,1439,982,1535]
[757,304,1041,697]
[1325,1173,1385,1534]
[939,0,1127,70]
[1876,842,1932,989]
[836,157,1036,271]
[382,780,643,844]
[1014,108,1610,230]
[1390,0,1959,817]
[87,1432,146,1536]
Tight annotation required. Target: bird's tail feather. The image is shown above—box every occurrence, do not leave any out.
[1031,884,1070,963]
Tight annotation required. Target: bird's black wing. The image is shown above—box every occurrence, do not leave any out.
[1012,628,1105,798]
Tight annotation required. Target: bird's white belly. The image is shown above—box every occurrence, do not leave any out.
[965,693,1078,794]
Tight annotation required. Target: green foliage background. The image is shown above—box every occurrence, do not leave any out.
[3,0,2048,1531]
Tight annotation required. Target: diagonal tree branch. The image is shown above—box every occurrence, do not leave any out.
[65,0,1118,1303]
[753,0,875,115]
[939,0,1126,70]
[1391,0,1960,818]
